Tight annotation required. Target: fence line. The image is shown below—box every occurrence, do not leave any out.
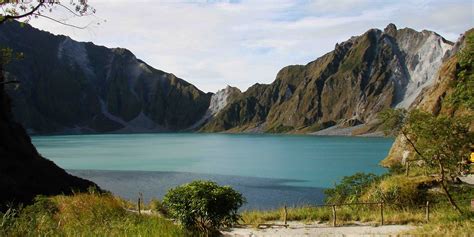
[257,199,457,229]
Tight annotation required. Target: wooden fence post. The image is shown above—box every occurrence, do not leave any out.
[405,160,410,177]
[380,202,384,226]
[425,201,430,222]
[138,192,143,215]
[332,205,337,227]
[284,205,288,227]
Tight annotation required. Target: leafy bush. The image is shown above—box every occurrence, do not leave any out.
[324,172,379,204]
[363,175,434,208]
[163,180,246,232]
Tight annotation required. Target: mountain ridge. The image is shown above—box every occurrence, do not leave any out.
[0,21,211,134]
[1,22,461,136]
[200,23,455,135]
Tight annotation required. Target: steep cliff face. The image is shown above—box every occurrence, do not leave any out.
[201,24,453,134]
[0,60,96,209]
[188,86,241,130]
[0,22,211,134]
[382,29,474,167]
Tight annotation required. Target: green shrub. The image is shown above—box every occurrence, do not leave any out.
[363,175,434,208]
[163,180,246,232]
[324,172,379,204]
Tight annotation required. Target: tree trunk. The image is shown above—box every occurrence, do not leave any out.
[402,131,426,160]
[438,160,463,214]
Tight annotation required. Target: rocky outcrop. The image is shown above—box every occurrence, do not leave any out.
[201,24,453,134]
[188,86,241,130]
[0,22,211,134]
[382,29,473,166]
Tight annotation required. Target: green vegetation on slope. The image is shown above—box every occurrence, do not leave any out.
[0,191,193,237]
[447,29,474,110]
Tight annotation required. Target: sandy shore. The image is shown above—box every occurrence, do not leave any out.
[309,124,384,137]
[222,221,416,236]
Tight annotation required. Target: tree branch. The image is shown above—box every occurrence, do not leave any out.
[32,13,90,29]
[0,1,44,24]
[401,130,426,160]
[0,80,20,85]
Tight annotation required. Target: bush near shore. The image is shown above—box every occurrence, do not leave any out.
[1,173,473,236]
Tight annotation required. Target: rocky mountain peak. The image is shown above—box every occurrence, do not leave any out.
[201,24,459,134]
[384,23,398,36]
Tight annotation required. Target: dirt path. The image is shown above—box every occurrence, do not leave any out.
[222,221,416,236]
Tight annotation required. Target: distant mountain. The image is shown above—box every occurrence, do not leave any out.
[0,22,211,134]
[0,22,459,135]
[201,24,455,135]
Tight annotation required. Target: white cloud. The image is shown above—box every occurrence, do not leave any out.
[28,0,473,93]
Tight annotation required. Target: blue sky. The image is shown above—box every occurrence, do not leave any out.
[30,0,473,93]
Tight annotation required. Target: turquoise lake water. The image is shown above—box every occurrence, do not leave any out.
[32,133,394,209]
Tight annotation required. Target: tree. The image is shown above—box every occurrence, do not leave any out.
[379,109,473,214]
[163,180,246,234]
[324,172,379,204]
[0,0,94,27]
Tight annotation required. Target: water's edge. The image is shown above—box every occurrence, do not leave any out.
[68,169,326,210]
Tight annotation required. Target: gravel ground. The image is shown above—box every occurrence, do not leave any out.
[221,221,416,237]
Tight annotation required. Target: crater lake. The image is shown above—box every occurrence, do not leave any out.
[32,133,393,210]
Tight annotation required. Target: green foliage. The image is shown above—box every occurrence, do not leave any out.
[324,172,380,204]
[405,110,473,175]
[380,108,473,177]
[380,108,472,212]
[1,46,24,69]
[163,180,246,232]
[363,175,433,208]
[447,31,474,109]
[378,108,407,136]
[387,162,405,175]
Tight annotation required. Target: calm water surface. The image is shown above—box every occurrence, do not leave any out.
[32,133,393,209]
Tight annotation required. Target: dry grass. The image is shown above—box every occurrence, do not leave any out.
[0,192,195,237]
[242,200,474,235]
[242,205,428,227]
